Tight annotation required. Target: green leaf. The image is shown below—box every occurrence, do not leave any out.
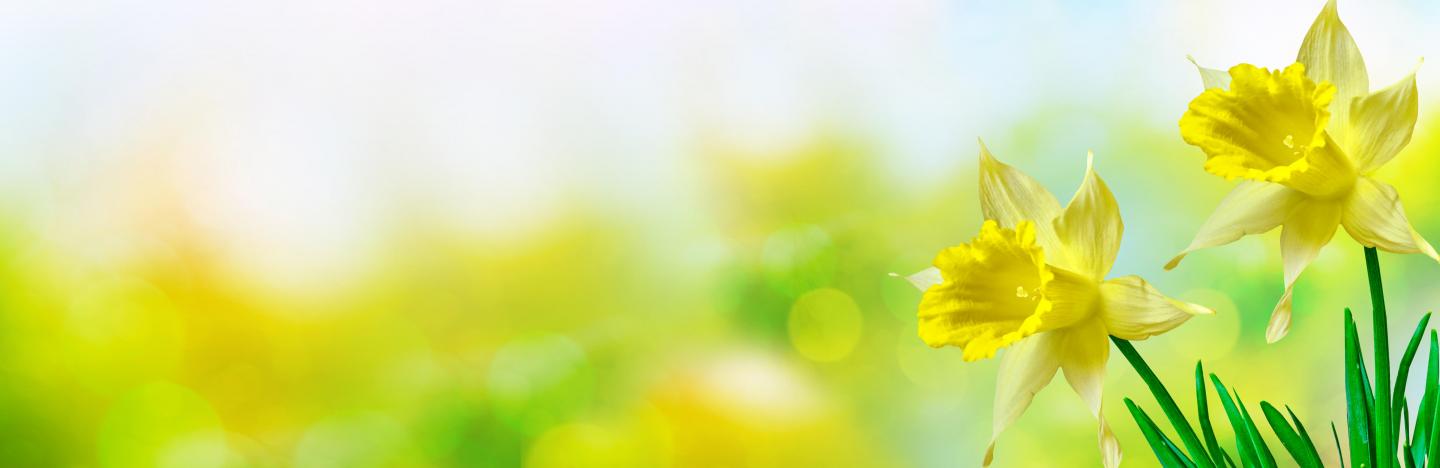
[1334,422,1348,468]
[1211,374,1261,468]
[1112,337,1215,467]
[1395,313,1432,440]
[1429,333,1440,468]
[1348,308,1378,468]
[1261,401,1323,466]
[1236,392,1278,468]
[1417,330,1440,463]
[1197,362,1231,467]
[1126,398,1195,468]
[1364,246,1395,468]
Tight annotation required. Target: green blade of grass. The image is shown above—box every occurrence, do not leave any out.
[1112,337,1215,467]
[1211,374,1260,468]
[1395,313,1433,439]
[1197,362,1230,466]
[1127,398,1195,468]
[1261,401,1323,466]
[1334,422,1348,468]
[1164,437,1201,468]
[1417,330,1439,464]
[1236,392,1278,468]
[1364,247,1395,468]
[1349,308,1378,468]
[1429,353,1440,468]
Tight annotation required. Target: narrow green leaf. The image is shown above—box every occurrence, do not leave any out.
[1212,374,1260,468]
[1127,398,1194,468]
[1164,437,1201,468]
[1197,362,1228,466]
[1395,313,1433,440]
[1364,246,1395,468]
[1112,337,1215,467]
[1349,308,1378,468]
[1417,330,1440,464]
[1262,401,1323,466]
[1429,344,1440,468]
[1334,422,1348,468]
[1236,392,1278,468]
[1291,406,1325,467]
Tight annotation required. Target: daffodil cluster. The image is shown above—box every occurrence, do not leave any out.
[908,1,1434,465]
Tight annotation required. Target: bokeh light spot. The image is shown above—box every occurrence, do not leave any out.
[1165,288,1242,361]
[64,277,184,393]
[894,331,969,398]
[294,412,412,468]
[787,288,863,362]
[97,382,229,468]
[486,333,596,435]
[761,225,838,297]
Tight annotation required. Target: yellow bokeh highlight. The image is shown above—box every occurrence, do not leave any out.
[97,382,230,468]
[788,288,863,362]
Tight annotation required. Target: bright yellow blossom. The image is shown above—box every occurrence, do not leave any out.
[906,143,1211,468]
[1173,0,1436,342]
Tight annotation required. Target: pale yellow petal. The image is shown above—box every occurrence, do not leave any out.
[985,332,1062,467]
[918,221,1098,361]
[1058,318,1122,468]
[1297,0,1368,143]
[1166,182,1301,270]
[1179,63,1357,198]
[1053,152,1123,280]
[979,140,1063,252]
[1342,177,1440,261]
[1347,68,1419,172]
[1187,55,1232,90]
[899,267,942,291]
[1100,276,1213,341]
[1269,199,1343,342]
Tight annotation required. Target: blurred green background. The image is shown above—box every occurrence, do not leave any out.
[3,0,1440,466]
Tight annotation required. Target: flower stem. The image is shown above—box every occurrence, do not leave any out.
[1366,246,1394,468]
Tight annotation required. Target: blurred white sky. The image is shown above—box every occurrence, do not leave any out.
[0,0,1436,288]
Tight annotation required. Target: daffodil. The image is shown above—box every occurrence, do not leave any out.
[1173,0,1436,342]
[905,143,1212,468]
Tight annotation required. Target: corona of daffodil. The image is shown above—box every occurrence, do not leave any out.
[1172,0,1436,342]
[905,143,1212,467]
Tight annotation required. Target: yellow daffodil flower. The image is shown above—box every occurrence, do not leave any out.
[905,142,1212,468]
[1173,0,1436,342]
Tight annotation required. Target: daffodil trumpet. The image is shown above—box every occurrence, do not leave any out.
[904,143,1211,467]
[1174,0,1436,345]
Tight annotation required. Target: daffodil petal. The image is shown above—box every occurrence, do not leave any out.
[985,332,1062,467]
[1053,152,1123,280]
[979,140,1063,252]
[1058,318,1122,468]
[1187,55,1232,90]
[1342,177,1440,261]
[1180,63,1357,198]
[1269,199,1343,342]
[901,267,943,291]
[1297,0,1369,142]
[918,221,1097,360]
[1166,181,1300,270]
[1347,69,1419,172]
[1099,276,1213,341]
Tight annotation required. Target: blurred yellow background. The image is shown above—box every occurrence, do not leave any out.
[3,0,1440,466]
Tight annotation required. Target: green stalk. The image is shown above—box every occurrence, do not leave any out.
[1367,246,1395,468]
